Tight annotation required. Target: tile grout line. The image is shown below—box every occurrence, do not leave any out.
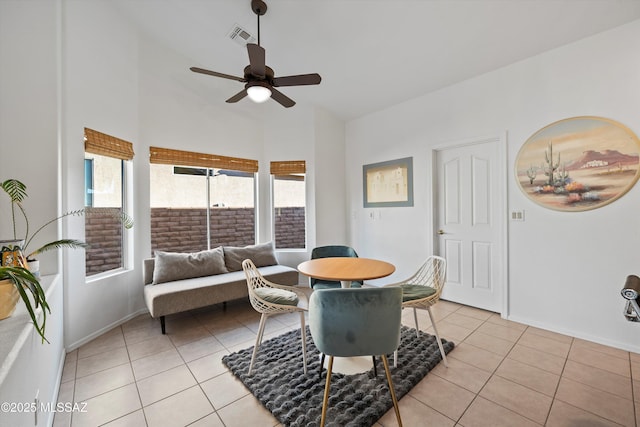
[450,318,537,426]
[547,337,635,426]
[58,301,640,427]
[182,308,255,425]
[434,311,505,424]
[132,310,233,426]
[125,322,151,427]
[541,334,573,426]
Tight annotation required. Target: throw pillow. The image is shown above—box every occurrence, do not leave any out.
[223,241,278,272]
[152,247,228,284]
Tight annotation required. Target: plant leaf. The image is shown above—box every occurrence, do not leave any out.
[0,266,50,343]
[28,239,88,258]
[1,179,27,203]
[121,212,134,229]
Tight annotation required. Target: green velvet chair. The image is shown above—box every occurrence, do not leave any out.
[386,255,448,367]
[309,287,403,427]
[242,259,308,375]
[310,245,362,289]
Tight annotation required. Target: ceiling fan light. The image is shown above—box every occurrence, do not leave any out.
[247,84,271,103]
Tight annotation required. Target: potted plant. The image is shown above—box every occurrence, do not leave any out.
[2,179,88,277]
[0,265,50,343]
[0,178,133,342]
[1,178,131,342]
[0,178,79,343]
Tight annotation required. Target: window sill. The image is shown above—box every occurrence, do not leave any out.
[0,274,60,386]
[85,267,132,284]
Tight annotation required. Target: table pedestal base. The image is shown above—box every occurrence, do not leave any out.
[340,280,352,288]
[320,354,372,375]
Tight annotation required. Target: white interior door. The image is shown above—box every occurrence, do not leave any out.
[435,137,503,313]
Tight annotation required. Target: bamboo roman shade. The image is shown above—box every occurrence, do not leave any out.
[84,127,135,160]
[270,160,306,175]
[149,146,258,173]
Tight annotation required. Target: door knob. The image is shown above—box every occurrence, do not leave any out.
[437,229,445,235]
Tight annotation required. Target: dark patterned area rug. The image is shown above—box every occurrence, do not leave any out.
[222,325,455,427]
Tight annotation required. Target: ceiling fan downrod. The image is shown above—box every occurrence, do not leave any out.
[251,0,267,46]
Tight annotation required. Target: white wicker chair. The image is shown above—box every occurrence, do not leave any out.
[387,256,448,367]
[242,259,308,375]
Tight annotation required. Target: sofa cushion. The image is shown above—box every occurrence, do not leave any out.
[254,287,299,306]
[143,265,300,318]
[152,247,228,284]
[223,241,278,272]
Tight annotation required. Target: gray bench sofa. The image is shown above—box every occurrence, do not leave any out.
[142,242,299,334]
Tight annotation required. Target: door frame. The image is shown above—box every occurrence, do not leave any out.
[429,132,509,317]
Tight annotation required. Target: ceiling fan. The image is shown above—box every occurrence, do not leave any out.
[190,0,321,108]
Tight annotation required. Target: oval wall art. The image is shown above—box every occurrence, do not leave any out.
[515,116,640,212]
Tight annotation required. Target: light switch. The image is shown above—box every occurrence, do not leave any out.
[511,210,525,221]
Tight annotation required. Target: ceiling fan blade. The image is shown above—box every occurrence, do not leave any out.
[247,43,266,78]
[272,73,321,87]
[270,87,295,108]
[190,67,245,82]
[226,89,248,103]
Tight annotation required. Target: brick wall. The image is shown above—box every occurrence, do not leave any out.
[150,207,256,255]
[85,207,123,275]
[274,207,306,249]
[84,206,305,274]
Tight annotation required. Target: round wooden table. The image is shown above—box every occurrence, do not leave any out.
[297,257,395,288]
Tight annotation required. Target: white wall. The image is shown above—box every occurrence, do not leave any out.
[261,105,314,271]
[0,1,66,423]
[61,0,273,348]
[62,0,142,348]
[137,34,265,258]
[5,0,638,358]
[0,0,60,274]
[314,107,348,246]
[59,1,348,346]
[260,105,349,273]
[346,20,640,352]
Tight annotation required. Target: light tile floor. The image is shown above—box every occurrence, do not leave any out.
[53,298,640,427]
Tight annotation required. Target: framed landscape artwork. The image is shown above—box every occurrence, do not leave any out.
[363,157,414,207]
[515,116,640,211]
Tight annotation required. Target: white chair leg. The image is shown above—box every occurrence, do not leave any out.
[427,307,448,367]
[393,349,398,367]
[299,311,307,374]
[248,313,268,375]
[413,308,420,338]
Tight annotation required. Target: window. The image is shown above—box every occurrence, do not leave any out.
[84,158,94,207]
[84,128,134,276]
[149,147,258,255]
[271,160,306,249]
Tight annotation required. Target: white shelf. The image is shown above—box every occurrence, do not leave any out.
[0,275,60,386]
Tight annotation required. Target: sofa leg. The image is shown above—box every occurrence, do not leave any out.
[223,301,227,310]
[160,316,166,334]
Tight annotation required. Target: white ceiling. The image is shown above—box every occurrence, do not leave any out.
[111,0,640,121]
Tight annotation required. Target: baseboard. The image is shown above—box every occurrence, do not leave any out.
[505,313,640,354]
[66,307,150,352]
[44,345,67,427]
